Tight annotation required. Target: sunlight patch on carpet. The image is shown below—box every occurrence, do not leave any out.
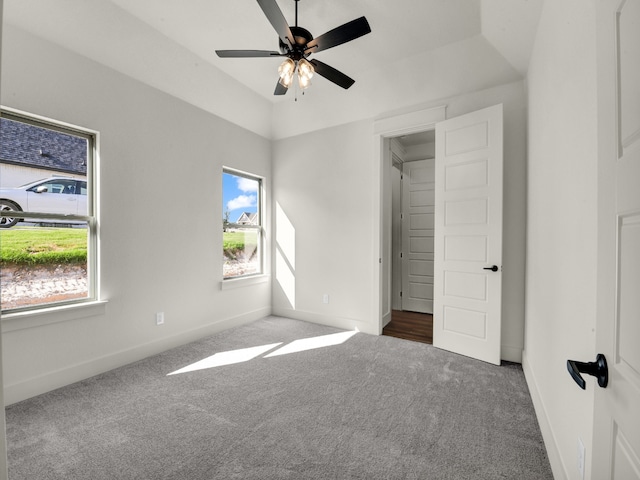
[264,330,358,358]
[167,329,359,375]
[167,343,282,375]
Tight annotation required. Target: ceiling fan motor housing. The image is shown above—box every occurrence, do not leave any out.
[279,26,314,59]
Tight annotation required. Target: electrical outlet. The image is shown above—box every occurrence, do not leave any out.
[322,294,329,304]
[577,437,585,479]
[156,312,165,325]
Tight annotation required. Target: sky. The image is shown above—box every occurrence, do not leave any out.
[222,171,259,223]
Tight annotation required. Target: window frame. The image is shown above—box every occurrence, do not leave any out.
[222,167,264,281]
[0,107,99,313]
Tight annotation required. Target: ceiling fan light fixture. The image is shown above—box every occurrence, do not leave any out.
[297,58,314,78]
[297,58,314,90]
[278,58,296,87]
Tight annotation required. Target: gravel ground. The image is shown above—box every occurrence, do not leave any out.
[0,265,87,310]
[223,258,259,278]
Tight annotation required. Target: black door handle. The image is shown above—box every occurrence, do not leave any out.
[483,265,498,272]
[567,354,608,389]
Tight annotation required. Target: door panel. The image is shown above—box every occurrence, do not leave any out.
[445,198,488,225]
[445,159,488,190]
[444,235,487,262]
[434,104,503,365]
[593,0,640,477]
[444,271,487,300]
[401,159,434,313]
[443,306,486,339]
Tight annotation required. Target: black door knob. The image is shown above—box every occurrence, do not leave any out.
[483,265,499,272]
[567,354,608,389]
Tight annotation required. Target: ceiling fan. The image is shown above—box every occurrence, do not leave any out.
[215,0,371,96]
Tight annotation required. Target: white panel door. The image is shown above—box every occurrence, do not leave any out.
[402,159,434,313]
[592,0,640,477]
[433,104,503,365]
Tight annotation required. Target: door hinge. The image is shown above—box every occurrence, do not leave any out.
[400,213,404,220]
[400,252,403,258]
[400,291,403,297]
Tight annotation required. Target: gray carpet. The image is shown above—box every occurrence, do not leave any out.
[5,316,553,479]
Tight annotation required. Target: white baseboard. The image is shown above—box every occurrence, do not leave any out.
[501,344,523,363]
[271,307,377,335]
[4,307,271,405]
[522,350,566,480]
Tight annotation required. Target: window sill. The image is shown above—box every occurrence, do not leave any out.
[220,274,269,290]
[1,300,108,333]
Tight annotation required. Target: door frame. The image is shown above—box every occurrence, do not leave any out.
[373,105,446,334]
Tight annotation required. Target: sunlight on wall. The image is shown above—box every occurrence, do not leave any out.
[167,330,359,376]
[275,202,296,308]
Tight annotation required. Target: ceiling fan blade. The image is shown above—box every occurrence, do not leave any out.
[274,80,288,95]
[305,16,371,54]
[309,59,355,89]
[216,50,283,58]
[257,0,295,48]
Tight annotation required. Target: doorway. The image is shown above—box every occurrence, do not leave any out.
[383,130,435,344]
[375,104,504,365]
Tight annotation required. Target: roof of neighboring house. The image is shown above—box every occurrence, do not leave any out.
[0,117,87,175]
[237,212,258,223]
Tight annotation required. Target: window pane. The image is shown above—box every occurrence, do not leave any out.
[0,224,89,309]
[223,227,260,278]
[222,170,262,279]
[0,111,95,312]
[0,117,88,216]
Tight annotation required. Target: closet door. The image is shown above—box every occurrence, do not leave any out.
[401,159,434,313]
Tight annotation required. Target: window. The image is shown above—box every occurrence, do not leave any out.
[0,109,97,312]
[222,168,262,279]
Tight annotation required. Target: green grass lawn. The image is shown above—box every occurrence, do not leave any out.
[0,227,254,266]
[223,230,257,260]
[0,227,87,265]
[223,230,257,250]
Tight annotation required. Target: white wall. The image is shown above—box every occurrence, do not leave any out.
[271,120,376,333]
[0,25,272,404]
[272,80,528,361]
[523,1,598,479]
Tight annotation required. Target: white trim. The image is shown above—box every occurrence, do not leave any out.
[220,274,269,290]
[522,350,568,480]
[1,300,108,333]
[0,107,100,314]
[222,167,264,279]
[272,307,375,335]
[500,344,523,363]
[374,106,447,136]
[372,105,447,334]
[1,105,100,137]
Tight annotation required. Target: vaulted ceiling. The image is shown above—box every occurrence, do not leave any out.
[3,0,542,139]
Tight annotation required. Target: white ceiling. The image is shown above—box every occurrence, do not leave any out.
[108,0,484,102]
[2,0,542,139]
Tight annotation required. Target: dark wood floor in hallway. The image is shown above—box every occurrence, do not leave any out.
[383,310,433,344]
